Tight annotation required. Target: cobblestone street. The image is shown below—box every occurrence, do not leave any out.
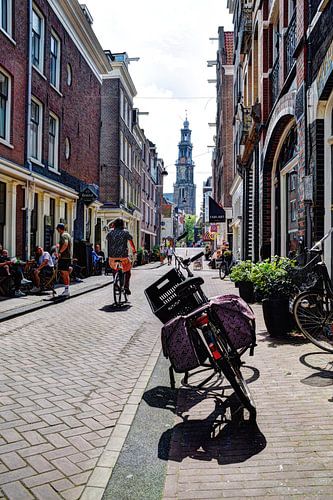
[0,265,333,499]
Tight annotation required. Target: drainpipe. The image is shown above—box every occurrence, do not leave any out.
[25,0,33,259]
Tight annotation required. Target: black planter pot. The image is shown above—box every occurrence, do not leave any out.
[238,281,255,304]
[262,298,294,337]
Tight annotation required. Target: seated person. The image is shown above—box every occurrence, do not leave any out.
[69,257,83,282]
[50,244,59,267]
[0,249,26,297]
[30,246,55,293]
[94,244,105,275]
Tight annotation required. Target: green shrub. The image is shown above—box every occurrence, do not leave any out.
[251,257,296,300]
[229,260,254,283]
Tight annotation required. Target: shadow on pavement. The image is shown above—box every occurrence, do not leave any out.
[158,395,266,464]
[99,304,132,313]
[299,352,333,387]
[257,329,310,348]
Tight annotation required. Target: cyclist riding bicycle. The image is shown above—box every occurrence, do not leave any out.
[106,218,136,295]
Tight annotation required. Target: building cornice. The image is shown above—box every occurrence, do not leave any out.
[101,62,137,100]
[47,0,111,82]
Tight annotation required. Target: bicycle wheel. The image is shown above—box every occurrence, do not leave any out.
[219,263,227,280]
[213,331,256,419]
[293,291,333,353]
[113,272,123,305]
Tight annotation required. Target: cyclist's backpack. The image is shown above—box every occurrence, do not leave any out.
[161,315,208,373]
[209,294,256,352]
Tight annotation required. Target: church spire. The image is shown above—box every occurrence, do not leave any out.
[173,118,196,215]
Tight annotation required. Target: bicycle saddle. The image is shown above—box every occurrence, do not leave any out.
[175,277,204,296]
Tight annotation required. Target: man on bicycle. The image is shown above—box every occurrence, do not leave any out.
[106,218,136,295]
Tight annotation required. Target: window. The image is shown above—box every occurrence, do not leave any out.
[290,199,297,222]
[32,7,44,72]
[30,98,42,161]
[120,89,124,118]
[50,32,60,88]
[48,113,59,170]
[30,193,38,251]
[120,131,124,162]
[65,137,70,160]
[66,63,72,86]
[0,181,6,246]
[1,0,12,36]
[0,69,10,141]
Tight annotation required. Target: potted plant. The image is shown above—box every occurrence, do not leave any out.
[251,257,296,336]
[229,260,255,303]
[152,245,160,262]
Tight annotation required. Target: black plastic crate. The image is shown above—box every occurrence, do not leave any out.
[145,268,205,324]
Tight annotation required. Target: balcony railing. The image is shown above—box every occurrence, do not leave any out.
[270,58,280,106]
[239,7,252,54]
[240,107,252,145]
[285,10,296,76]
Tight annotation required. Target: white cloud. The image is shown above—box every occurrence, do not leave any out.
[84,0,233,214]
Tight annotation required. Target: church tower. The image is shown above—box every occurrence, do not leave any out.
[173,117,196,215]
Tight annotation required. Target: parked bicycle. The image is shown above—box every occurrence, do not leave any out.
[218,257,237,280]
[145,233,257,420]
[292,228,333,353]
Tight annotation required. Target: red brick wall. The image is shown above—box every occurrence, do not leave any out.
[32,0,101,186]
[0,0,27,166]
[222,71,233,208]
[100,78,120,204]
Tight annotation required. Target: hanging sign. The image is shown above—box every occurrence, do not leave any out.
[208,196,226,223]
[80,187,97,206]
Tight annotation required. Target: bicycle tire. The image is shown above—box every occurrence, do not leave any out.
[113,272,122,305]
[219,263,227,280]
[212,330,256,419]
[293,291,333,353]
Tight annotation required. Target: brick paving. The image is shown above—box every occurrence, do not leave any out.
[1,263,333,499]
[163,272,333,499]
[0,265,163,499]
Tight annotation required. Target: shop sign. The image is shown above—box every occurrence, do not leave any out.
[210,224,218,233]
[80,187,97,206]
[208,196,226,223]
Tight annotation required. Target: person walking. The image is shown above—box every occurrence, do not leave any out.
[56,223,72,298]
[106,218,136,295]
[166,245,173,265]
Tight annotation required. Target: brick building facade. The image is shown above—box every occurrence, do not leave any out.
[0,0,110,259]
[227,0,311,261]
[212,27,234,249]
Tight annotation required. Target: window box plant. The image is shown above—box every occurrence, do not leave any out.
[229,260,255,303]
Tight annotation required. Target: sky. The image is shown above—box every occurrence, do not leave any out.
[84,0,233,215]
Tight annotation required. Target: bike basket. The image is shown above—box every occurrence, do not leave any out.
[145,268,206,324]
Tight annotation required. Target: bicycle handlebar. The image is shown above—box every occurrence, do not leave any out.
[310,228,333,251]
[191,251,204,262]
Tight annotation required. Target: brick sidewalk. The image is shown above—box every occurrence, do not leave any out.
[163,273,333,499]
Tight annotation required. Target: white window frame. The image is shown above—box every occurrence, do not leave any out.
[120,88,124,119]
[0,0,12,38]
[128,144,132,170]
[290,199,296,222]
[120,131,124,162]
[32,5,45,74]
[0,67,11,145]
[30,97,43,163]
[50,30,61,90]
[48,111,59,171]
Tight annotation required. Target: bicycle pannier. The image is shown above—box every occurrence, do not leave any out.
[161,316,208,373]
[210,295,256,351]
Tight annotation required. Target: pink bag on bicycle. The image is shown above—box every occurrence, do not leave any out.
[209,294,256,351]
[161,315,208,373]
